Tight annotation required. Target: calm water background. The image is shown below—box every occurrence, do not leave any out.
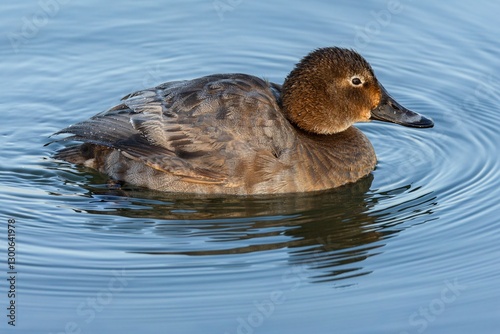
[1,1,499,333]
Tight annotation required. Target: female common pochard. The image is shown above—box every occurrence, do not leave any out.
[53,47,433,194]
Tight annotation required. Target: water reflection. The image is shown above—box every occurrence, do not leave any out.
[53,168,437,284]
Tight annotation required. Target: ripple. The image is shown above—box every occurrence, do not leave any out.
[1,1,500,333]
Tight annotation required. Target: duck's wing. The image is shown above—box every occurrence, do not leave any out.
[54,74,293,185]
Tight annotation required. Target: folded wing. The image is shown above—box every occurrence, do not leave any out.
[54,74,294,185]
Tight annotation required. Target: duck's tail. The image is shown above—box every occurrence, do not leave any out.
[54,145,87,164]
[54,143,111,170]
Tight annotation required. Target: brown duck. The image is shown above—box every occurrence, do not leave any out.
[53,47,433,194]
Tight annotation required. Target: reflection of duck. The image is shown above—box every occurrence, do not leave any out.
[75,175,435,283]
[82,176,381,283]
[54,47,433,194]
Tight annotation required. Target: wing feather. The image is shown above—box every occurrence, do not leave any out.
[53,74,294,185]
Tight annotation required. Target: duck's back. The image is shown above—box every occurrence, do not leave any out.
[55,74,319,194]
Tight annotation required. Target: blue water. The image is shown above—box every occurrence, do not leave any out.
[1,1,499,333]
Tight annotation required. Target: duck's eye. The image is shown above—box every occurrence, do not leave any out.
[351,77,363,86]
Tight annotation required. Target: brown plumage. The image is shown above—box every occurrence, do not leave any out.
[53,47,433,194]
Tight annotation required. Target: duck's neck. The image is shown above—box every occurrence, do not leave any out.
[293,127,377,191]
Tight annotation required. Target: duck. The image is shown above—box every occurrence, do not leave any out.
[53,47,433,195]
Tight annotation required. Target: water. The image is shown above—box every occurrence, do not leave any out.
[1,0,499,333]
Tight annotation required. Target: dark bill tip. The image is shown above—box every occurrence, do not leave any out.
[371,84,434,128]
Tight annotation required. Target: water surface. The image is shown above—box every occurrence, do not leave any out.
[1,1,499,333]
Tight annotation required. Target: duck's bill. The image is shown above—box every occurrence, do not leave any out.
[371,84,434,128]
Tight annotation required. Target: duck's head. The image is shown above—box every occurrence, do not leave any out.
[282,47,433,134]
